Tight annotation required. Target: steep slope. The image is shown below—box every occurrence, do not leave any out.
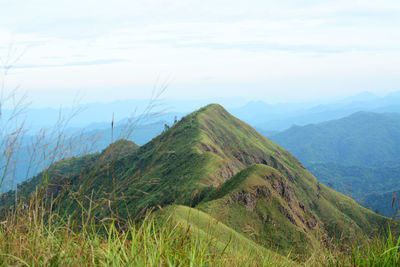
[198,164,321,256]
[198,163,386,256]
[163,205,295,266]
[2,104,388,257]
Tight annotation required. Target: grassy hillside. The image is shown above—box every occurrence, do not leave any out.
[198,164,321,257]
[163,205,294,265]
[0,104,390,260]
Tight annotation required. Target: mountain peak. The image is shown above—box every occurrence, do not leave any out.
[101,139,138,161]
[196,103,227,115]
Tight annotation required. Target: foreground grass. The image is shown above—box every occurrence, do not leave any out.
[0,201,399,266]
[350,227,400,266]
[0,201,288,266]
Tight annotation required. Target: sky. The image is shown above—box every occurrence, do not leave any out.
[0,0,399,107]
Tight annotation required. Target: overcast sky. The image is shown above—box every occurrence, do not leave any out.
[1,0,399,107]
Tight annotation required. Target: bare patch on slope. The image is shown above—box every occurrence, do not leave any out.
[225,170,317,231]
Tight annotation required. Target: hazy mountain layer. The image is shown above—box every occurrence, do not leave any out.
[271,112,400,166]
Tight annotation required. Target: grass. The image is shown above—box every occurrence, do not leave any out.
[350,227,400,266]
[198,165,318,257]
[0,197,289,266]
[1,197,400,266]
[165,205,294,266]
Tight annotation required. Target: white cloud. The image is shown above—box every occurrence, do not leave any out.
[0,0,399,105]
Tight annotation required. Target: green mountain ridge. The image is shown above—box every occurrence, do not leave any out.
[198,164,321,255]
[1,104,389,258]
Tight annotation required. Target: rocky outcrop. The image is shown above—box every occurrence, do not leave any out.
[281,206,298,226]
[224,168,318,231]
[271,178,295,203]
[226,185,271,211]
[215,162,240,184]
[199,142,223,157]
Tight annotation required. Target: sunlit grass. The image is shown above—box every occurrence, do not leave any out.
[1,197,400,266]
[0,199,284,266]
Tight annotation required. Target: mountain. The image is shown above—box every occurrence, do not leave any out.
[362,189,400,217]
[0,112,182,192]
[10,90,400,137]
[5,139,139,197]
[271,112,400,166]
[271,112,400,216]
[2,104,387,257]
[307,162,400,216]
[8,90,400,191]
[340,91,378,103]
[229,91,400,133]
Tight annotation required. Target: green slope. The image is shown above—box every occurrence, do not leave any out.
[1,104,389,257]
[198,164,320,256]
[163,205,295,266]
[198,164,387,257]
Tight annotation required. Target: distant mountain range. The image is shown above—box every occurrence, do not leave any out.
[232,91,400,133]
[2,97,242,132]
[271,112,400,216]
[1,104,386,257]
[4,90,400,134]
